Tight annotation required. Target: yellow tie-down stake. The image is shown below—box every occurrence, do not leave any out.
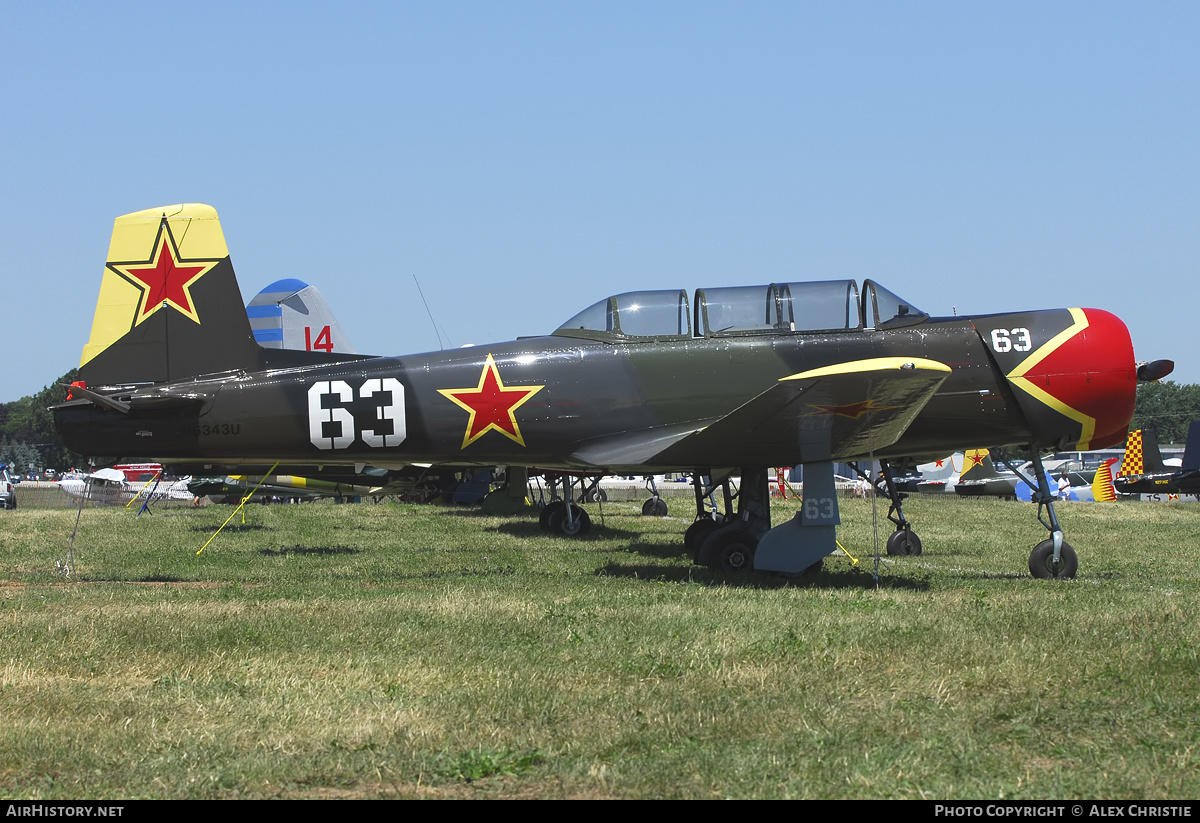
[196,461,280,555]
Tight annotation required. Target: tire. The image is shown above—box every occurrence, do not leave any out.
[701,528,757,573]
[684,517,723,559]
[547,504,591,536]
[642,497,668,517]
[886,528,922,556]
[539,500,565,530]
[1029,539,1078,580]
[585,488,608,503]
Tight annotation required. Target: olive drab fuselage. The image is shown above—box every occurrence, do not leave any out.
[51,204,1139,473]
[54,307,1137,471]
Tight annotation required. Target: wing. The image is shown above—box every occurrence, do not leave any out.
[570,357,951,468]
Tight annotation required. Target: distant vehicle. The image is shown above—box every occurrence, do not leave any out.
[0,463,16,510]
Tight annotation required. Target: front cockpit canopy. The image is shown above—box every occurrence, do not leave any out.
[555,290,691,340]
[552,279,926,341]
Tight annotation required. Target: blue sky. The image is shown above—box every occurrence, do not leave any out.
[2,1,1197,402]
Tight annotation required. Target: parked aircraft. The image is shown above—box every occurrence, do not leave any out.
[59,466,193,507]
[914,453,963,494]
[1115,424,1200,497]
[54,204,1170,579]
[187,473,378,503]
[247,278,357,354]
[1012,458,1118,503]
[1115,428,1181,495]
[953,449,1018,499]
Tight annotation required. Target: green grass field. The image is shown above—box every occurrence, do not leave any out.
[1,494,1198,799]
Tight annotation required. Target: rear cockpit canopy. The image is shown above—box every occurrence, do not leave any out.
[552,280,926,341]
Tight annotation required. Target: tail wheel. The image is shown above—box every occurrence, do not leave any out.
[886,528,922,556]
[642,497,668,516]
[1029,539,1078,580]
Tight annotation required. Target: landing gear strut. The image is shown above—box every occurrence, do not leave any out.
[851,460,922,556]
[684,471,734,559]
[998,450,1078,580]
[695,467,770,573]
[641,475,668,516]
[537,474,593,536]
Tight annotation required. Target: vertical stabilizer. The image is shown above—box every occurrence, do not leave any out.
[78,204,260,386]
[1119,430,1144,477]
[1181,421,1200,471]
[1092,457,1118,502]
[246,279,357,354]
[959,448,995,481]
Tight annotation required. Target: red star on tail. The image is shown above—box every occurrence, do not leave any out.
[108,220,219,325]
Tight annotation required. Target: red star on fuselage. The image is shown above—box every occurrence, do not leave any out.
[438,354,544,448]
[108,221,219,325]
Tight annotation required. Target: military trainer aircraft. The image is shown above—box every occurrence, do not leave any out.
[54,204,1171,579]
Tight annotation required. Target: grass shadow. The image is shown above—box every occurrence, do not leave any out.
[595,559,934,591]
[190,523,270,533]
[260,545,363,556]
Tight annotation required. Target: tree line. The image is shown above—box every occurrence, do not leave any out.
[0,368,79,475]
[1128,381,1200,445]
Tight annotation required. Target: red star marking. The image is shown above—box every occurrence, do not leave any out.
[805,398,900,419]
[934,460,945,468]
[966,451,986,468]
[438,354,544,448]
[109,221,219,325]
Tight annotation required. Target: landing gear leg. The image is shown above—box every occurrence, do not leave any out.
[546,474,591,536]
[853,460,923,557]
[642,475,668,517]
[696,467,770,572]
[685,470,733,559]
[1000,451,1078,580]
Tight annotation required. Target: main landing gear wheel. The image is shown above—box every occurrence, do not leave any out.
[1028,539,1078,580]
[548,504,591,536]
[539,500,565,530]
[585,487,608,503]
[684,517,723,559]
[702,528,757,573]
[886,529,923,556]
[642,497,668,517]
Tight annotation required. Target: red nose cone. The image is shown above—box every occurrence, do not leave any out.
[1022,309,1136,450]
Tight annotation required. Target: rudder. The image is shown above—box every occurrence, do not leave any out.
[78,204,260,387]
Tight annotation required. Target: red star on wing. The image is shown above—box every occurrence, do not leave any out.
[805,398,901,419]
[108,220,219,325]
[438,354,544,448]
